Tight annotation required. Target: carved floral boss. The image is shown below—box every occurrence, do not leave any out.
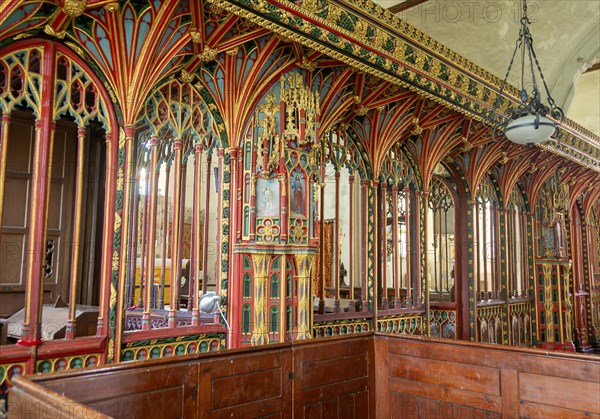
[256,218,280,242]
[290,218,308,244]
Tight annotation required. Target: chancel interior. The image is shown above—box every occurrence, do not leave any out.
[0,0,599,417]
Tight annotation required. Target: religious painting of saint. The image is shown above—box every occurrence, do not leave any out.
[430,321,440,338]
[481,319,488,343]
[543,227,555,254]
[442,321,455,339]
[256,178,280,217]
[290,168,306,218]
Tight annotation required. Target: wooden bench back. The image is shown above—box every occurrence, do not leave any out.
[9,333,373,418]
[375,333,600,418]
[8,333,600,418]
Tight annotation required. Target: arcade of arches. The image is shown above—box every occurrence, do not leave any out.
[0,0,599,394]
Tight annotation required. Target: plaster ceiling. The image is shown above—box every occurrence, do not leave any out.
[374,0,600,136]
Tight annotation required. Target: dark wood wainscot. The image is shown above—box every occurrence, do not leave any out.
[7,333,600,418]
[375,333,600,418]
[8,333,374,419]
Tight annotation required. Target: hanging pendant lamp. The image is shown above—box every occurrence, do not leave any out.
[487,0,564,145]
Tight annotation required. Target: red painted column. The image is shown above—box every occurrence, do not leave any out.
[361,180,369,311]
[177,164,187,309]
[20,43,56,347]
[66,126,87,339]
[483,204,489,297]
[474,201,482,339]
[521,210,537,298]
[521,210,528,297]
[334,171,341,305]
[494,205,501,300]
[348,175,355,302]
[380,182,388,310]
[191,143,203,324]
[97,130,117,340]
[177,161,189,310]
[318,154,326,313]
[373,180,379,321]
[126,171,140,308]
[228,147,240,348]
[422,190,429,335]
[227,147,238,250]
[249,146,257,241]
[0,113,11,228]
[414,190,423,309]
[142,135,159,330]
[392,186,399,305]
[202,155,212,295]
[159,165,170,309]
[169,138,183,327]
[215,149,224,294]
[473,201,479,300]
[237,148,244,243]
[114,125,136,363]
[138,169,149,308]
[404,187,412,305]
[507,208,515,296]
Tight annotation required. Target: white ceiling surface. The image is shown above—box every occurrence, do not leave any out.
[373,0,600,136]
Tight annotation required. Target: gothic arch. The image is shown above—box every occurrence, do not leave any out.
[0,38,119,346]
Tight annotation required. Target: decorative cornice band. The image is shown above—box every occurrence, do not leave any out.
[217,0,600,171]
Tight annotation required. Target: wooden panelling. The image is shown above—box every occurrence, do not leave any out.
[1,114,34,290]
[388,376,502,413]
[390,392,500,419]
[376,333,600,419]
[8,333,599,419]
[198,348,292,418]
[388,353,500,395]
[9,375,111,419]
[91,386,186,418]
[40,362,199,419]
[519,372,600,415]
[519,401,600,419]
[9,335,374,419]
[293,335,374,419]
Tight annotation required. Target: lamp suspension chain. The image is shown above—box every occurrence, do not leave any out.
[486,0,564,145]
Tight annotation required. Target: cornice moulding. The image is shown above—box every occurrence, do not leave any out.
[218,0,600,171]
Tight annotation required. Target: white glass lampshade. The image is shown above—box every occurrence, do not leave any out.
[504,114,556,145]
[200,291,220,314]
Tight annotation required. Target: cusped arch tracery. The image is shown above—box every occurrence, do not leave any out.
[0,40,116,133]
[54,52,111,130]
[140,78,218,150]
[0,47,43,117]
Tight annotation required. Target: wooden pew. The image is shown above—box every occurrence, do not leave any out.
[7,332,599,418]
[8,376,110,419]
[8,333,374,419]
[374,333,600,418]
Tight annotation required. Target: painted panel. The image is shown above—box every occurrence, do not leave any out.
[256,178,280,218]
